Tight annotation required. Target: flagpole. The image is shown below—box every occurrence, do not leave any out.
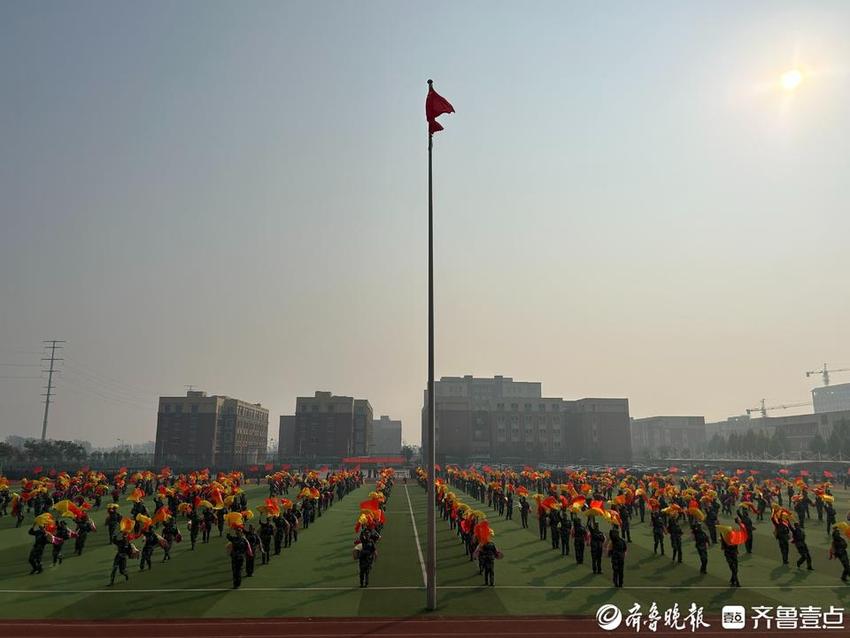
[426,79,437,612]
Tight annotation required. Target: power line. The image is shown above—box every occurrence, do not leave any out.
[60,364,157,405]
[62,357,158,401]
[41,340,65,441]
[60,374,153,411]
[0,348,42,355]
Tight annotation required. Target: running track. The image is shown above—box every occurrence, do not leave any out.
[0,616,838,637]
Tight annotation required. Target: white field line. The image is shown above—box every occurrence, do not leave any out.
[404,484,427,587]
[0,583,843,594]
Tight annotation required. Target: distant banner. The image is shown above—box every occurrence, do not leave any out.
[341,456,404,466]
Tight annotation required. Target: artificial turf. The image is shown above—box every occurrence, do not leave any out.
[1,481,850,619]
[418,482,850,617]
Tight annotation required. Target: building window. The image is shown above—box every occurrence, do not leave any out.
[191,404,198,414]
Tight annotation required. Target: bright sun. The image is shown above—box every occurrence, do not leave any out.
[781,69,803,91]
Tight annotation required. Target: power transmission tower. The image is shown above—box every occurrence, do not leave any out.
[41,340,65,440]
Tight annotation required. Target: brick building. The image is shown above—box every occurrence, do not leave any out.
[279,391,373,460]
[154,390,268,468]
[421,375,631,465]
[372,415,402,455]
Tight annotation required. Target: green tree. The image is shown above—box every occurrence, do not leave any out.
[401,445,414,463]
[707,433,725,455]
[809,434,827,455]
[0,442,20,461]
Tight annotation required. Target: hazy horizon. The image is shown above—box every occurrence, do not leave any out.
[2,1,849,448]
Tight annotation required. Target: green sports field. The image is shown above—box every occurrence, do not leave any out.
[1,482,850,619]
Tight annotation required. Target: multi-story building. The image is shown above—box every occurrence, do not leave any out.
[630,416,706,459]
[280,391,373,460]
[421,375,631,465]
[813,383,850,414]
[704,415,750,440]
[353,399,373,456]
[372,416,402,455]
[277,415,296,460]
[154,390,268,468]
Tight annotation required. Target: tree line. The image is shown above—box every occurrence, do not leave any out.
[809,419,850,457]
[704,418,850,459]
[0,439,144,466]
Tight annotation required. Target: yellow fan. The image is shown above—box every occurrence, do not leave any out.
[225,512,244,529]
[689,508,706,522]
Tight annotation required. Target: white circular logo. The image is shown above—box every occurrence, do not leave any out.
[596,604,623,631]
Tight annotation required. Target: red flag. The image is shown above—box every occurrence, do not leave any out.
[426,81,454,134]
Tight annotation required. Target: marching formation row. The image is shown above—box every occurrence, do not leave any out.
[419,465,850,588]
[1,468,364,588]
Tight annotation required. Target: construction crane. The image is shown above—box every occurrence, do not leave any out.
[746,399,812,418]
[806,363,850,387]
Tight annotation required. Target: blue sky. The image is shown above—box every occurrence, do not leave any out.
[2,1,849,446]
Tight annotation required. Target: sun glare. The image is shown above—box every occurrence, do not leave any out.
[780,69,803,91]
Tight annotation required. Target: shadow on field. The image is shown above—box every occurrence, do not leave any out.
[266,587,352,616]
[49,589,231,620]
